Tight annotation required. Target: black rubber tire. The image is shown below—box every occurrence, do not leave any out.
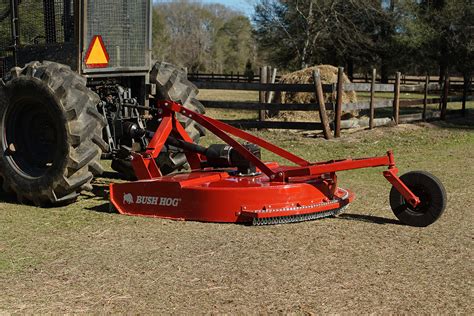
[0,61,107,206]
[389,171,447,227]
[149,62,206,174]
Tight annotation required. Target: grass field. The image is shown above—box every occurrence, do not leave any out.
[199,89,473,122]
[0,90,473,313]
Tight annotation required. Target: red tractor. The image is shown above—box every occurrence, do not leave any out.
[0,0,446,226]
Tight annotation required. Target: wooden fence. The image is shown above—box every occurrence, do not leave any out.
[188,71,281,83]
[188,71,471,89]
[352,73,468,85]
[191,66,473,139]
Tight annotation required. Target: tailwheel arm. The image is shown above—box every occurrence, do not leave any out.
[383,168,421,208]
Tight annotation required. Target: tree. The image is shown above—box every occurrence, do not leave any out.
[398,0,473,81]
[253,0,392,74]
[152,0,255,73]
[244,59,255,82]
[253,0,320,70]
[214,16,254,73]
[152,8,171,63]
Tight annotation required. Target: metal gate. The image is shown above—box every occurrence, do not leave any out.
[83,0,151,73]
[0,0,76,77]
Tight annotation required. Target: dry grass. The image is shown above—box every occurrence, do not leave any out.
[276,65,358,122]
[0,90,473,314]
[198,89,258,121]
[278,65,357,105]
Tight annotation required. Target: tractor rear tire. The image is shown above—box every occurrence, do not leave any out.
[149,62,206,174]
[0,61,107,206]
[389,171,447,227]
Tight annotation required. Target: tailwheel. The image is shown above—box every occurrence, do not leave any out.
[390,171,447,227]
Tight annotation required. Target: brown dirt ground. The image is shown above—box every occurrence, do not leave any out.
[0,119,472,314]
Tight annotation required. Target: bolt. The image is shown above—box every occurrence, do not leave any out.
[270,175,275,179]
[164,103,169,107]
[8,143,16,153]
[157,108,163,115]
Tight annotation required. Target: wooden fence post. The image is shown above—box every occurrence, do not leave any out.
[266,68,278,118]
[334,67,344,137]
[369,68,376,129]
[312,70,332,139]
[393,72,401,125]
[267,66,273,100]
[423,75,429,121]
[462,74,468,117]
[441,75,449,120]
[266,68,278,103]
[259,66,268,124]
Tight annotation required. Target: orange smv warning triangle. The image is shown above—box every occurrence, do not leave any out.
[85,35,110,68]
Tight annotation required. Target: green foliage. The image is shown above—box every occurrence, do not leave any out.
[214,16,253,73]
[244,59,255,82]
[0,0,46,56]
[152,0,255,73]
[398,0,473,76]
[253,0,473,77]
[253,0,391,72]
[152,8,170,62]
[0,3,12,55]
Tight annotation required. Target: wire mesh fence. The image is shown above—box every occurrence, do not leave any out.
[86,0,148,69]
[17,0,73,46]
[0,0,12,77]
[0,0,75,77]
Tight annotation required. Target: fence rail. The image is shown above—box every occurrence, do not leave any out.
[352,74,469,85]
[191,67,473,138]
[189,71,471,87]
[202,100,332,111]
[188,72,281,83]
[220,120,323,130]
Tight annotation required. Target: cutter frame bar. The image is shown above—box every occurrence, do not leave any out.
[130,100,421,208]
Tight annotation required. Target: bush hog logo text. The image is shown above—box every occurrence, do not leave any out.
[123,193,181,207]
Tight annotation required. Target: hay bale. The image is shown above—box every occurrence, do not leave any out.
[274,65,358,121]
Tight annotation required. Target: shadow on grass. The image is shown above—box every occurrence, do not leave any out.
[428,114,474,130]
[91,183,109,200]
[337,213,403,225]
[84,180,119,214]
[86,202,117,214]
[100,171,127,180]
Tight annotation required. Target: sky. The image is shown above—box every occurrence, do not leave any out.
[201,0,255,16]
[154,0,255,17]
